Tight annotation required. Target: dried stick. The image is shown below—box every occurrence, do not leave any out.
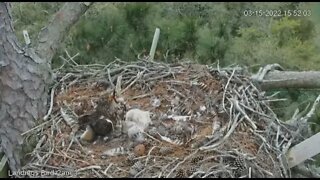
[166,149,199,178]
[222,69,236,113]
[122,70,145,93]
[76,165,102,172]
[43,83,58,121]
[107,68,115,88]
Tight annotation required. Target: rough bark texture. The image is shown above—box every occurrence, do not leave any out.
[260,71,320,90]
[0,2,92,172]
[35,2,93,63]
[0,2,52,172]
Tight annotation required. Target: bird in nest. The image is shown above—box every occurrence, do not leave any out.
[78,89,127,143]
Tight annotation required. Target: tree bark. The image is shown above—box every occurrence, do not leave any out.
[0,2,51,172]
[260,71,320,90]
[0,2,92,172]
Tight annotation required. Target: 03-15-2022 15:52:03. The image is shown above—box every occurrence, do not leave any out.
[243,9,312,17]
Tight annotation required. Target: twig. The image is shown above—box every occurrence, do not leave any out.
[21,114,59,136]
[222,69,236,113]
[143,132,161,143]
[107,68,115,88]
[167,87,186,98]
[302,94,320,121]
[122,70,145,93]
[76,165,102,173]
[145,146,158,167]
[230,98,257,130]
[65,50,79,66]
[103,163,113,178]
[146,70,173,82]
[43,83,57,121]
[166,149,199,178]
[129,93,152,100]
[200,114,241,150]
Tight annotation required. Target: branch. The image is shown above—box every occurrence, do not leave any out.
[258,71,320,90]
[35,2,93,63]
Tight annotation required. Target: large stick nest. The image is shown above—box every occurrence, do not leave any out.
[20,58,309,178]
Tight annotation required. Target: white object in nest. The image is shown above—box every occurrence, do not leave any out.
[124,108,152,131]
[123,109,152,143]
[171,96,180,106]
[199,105,206,112]
[212,119,221,135]
[102,146,127,157]
[157,133,184,146]
[151,97,161,107]
[127,125,145,143]
[167,115,191,122]
[116,96,125,104]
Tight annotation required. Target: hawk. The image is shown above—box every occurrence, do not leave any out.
[78,90,126,142]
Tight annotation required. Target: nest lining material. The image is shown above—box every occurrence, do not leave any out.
[20,59,306,178]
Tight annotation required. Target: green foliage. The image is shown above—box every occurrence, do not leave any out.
[271,17,301,47]
[62,4,131,64]
[225,13,319,70]
[269,90,307,120]
[149,15,197,60]
[142,3,201,61]
[196,25,230,64]
[11,2,320,70]
[122,2,151,32]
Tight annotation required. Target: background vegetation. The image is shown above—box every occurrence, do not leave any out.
[10,2,320,134]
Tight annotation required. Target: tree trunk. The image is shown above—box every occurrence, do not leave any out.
[0,2,92,172]
[0,3,51,172]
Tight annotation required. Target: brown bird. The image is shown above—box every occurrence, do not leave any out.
[95,90,126,121]
[79,90,127,142]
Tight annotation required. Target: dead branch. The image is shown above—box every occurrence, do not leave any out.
[259,71,320,90]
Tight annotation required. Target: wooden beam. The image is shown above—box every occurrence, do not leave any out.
[149,28,160,61]
[287,132,320,168]
[261,71,320,90]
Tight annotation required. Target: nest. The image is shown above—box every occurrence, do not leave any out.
[19,58,308,178]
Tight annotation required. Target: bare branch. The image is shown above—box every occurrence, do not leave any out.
[259,71,320,90]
